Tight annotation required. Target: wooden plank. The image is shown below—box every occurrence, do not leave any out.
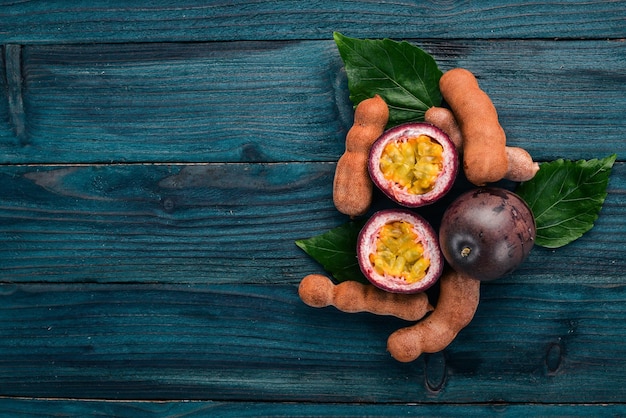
[0,162,624,285]
[1,1,624,44]
[1,41,348,164]
[1,39,624,164]
[1,5,625,411]
[0,281,625,402]
[0,162,340,283]
[0,399,624,417]
[1,45,27,144]
[0,45,14,147]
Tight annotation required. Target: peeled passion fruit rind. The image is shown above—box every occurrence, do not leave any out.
[438,187,536,281]
[357,209,443,294]
[368,122,459,208]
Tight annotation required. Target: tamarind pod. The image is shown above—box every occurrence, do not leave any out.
[298,274,433,322]
[333,150,374,217]
[386,269,480,362]
[424,106,463,152]
[351,96,389,139]
[504,146,540,182]
[333,95,389,217]
[424,106,539,183]
[439,68,508,186]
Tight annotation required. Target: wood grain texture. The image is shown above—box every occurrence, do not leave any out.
[2,0,626,412]
[1,162,624,285]
[1,41,350,164]
[1,0,625,44]
[0,281,626,403]
[0,399,624,417]
[1,39,624,164]
[0,399,624,418]
[0,163,339,283]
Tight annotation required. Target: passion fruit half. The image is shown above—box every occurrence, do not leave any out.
[439,187,536,281]
[368,122,458,207]
[357,209,443,294]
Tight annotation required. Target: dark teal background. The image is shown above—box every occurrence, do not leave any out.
[1,1,625,416]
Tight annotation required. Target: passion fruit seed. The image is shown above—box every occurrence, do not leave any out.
[357,209,443,294]
[379,134,444,196]
[369,221,430,284]
[369,123,458,208]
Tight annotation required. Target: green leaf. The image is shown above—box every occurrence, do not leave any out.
[333,32,442,127]
[516,154,616,248]
[295,220,368,284]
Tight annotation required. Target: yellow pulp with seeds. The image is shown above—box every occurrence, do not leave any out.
[379,135,444,195]
[369,221,430,283]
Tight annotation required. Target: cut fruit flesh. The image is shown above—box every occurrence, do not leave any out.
[369,123,458,208]
[379,134,444,196]
[357,209,443,294]
[369,220,430,284]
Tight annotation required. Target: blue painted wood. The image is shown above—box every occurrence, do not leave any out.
[1,40,624,164]
[0,163,338,283]
[0,162,624,285]
[1,0,626,413]
[0,282,626,402]
[0,1,624,44]
[0,41,349,163]
[0,399,624,417]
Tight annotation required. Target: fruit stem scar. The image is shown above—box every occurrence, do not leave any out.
[461,247,471,257]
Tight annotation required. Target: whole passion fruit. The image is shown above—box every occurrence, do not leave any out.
[357,209,443,294]
[439,187,536,281]
[368,122,458,207]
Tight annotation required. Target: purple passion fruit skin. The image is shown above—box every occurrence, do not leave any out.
[368,122,459,208]
[357,209,443,294]
[439,187,536,281]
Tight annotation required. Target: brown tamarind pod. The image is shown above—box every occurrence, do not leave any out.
[425,105,539,183]
[424,106,463,152]
[298,274,433,322]
[439,68,508,186]
[505,146,540,182]
[333,95,389,217]
[386,269,480,362]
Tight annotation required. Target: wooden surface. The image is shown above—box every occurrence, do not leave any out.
[1,1,626,416]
